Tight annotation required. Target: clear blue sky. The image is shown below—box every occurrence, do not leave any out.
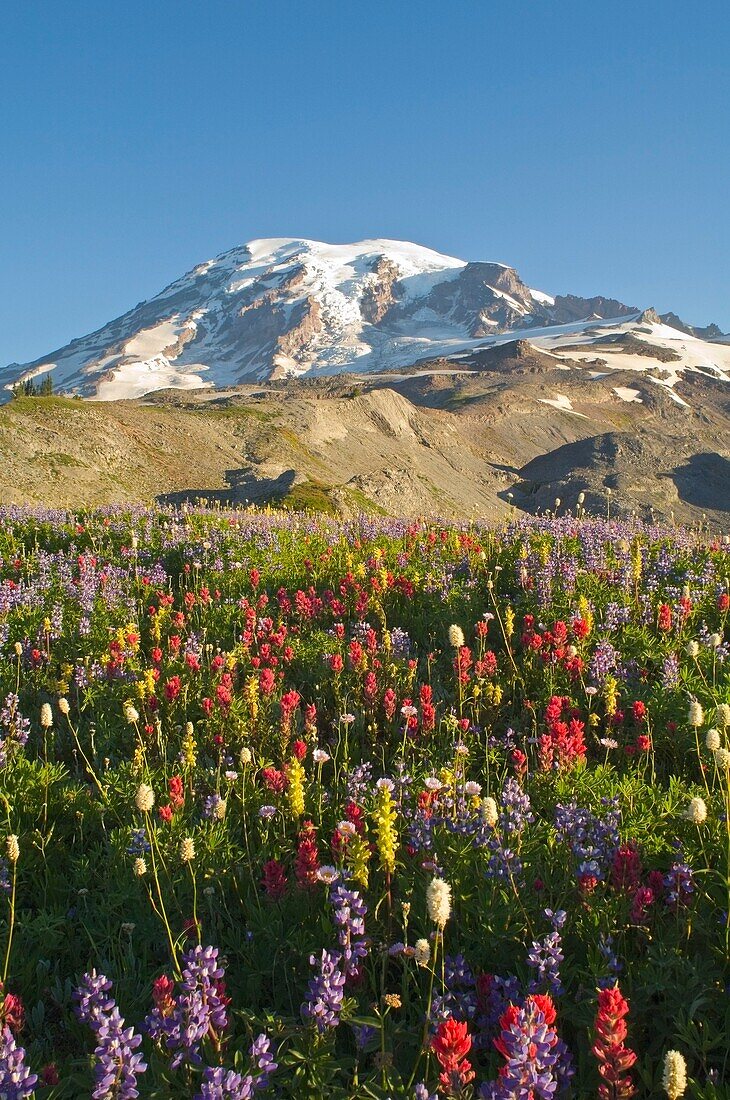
[2,0,728,365]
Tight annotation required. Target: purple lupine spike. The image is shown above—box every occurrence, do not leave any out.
[0,1025,38,1099]
[300,949,347,1031]
[74,972,147,1099]
[527,914,566,996]
[489,997,560,1099]
[145,945,229,1070]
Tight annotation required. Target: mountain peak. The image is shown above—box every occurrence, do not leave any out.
[1,237,725,401]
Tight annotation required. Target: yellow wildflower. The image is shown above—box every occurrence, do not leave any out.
[287,757,306,818]
[373,784,398,875]
[348,833,371,888]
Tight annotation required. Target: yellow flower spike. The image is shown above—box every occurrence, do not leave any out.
[287,758,306,819]
[603,675,618,717]
[373,784,398,875]
[181,723,197,768]
[631,541,643,582]
[348,833,371,888]
[504,606,515,638]
[245,676,259,721]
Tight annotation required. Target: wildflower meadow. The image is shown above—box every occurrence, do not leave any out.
[0,504,727,1098]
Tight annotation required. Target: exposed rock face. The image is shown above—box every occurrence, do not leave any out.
[273,296,324,375]
[361,257,402,323]
[660,312,728,341]
[550,294,637,324]
[417,262,539,335]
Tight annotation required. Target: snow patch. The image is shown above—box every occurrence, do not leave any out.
[539,394,589,419]
[613,386,643,404]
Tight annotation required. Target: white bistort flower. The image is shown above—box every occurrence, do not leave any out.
[685,796,707,825]
[714,747,730,771]
[662,1050,688,1100]
[448,624,465,648]
[414,938,431,966]
[135,784,155,813]
[687,700,704,727]
[705,728,721,752]
[481,796,499,827]
[426,876,452,928]
[180,837,195,863]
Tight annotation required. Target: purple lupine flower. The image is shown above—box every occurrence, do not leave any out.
[664,859,695,908]
[476,973,522,1046]
[554,801,620,884]
[345,761,372,803]
[195,1033,277,1099]
[126,828,150,856]
[432,955,478,1025]
[588,640,619,685]
[499,778,534,835]
[602,603,630,631]
[414,1085,439,1100]
[486,779,533,883]
[527,911,566,996]
[301,949,346,1031]
[487,998,559,1099]
[352,1024,378,1050]
[330,884,368,976]
[661,653,680,689]
[74,971,147,1099]
[0,859,10,896]
[145,945,229,1070]
[597,934,623,988]
[197,1067,256,1099]
[0,694,31,765]
[248,1033,277,1088]
[389,627,411,657]
[0,1025,38,1099]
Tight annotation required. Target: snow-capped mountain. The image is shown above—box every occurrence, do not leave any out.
[2,237,728,400]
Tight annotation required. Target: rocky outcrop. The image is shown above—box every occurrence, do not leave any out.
[361,258,402,323]
[550,294,637,324]
[417,262,538,335]
[660,312,728,341]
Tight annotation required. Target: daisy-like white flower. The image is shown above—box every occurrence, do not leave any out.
[316,865,340,885]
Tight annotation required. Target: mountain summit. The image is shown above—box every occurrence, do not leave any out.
[2,237,727,400]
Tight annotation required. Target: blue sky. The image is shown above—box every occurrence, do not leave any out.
[2,0,728,365]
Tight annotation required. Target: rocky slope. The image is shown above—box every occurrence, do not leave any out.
[1,339,728,528]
